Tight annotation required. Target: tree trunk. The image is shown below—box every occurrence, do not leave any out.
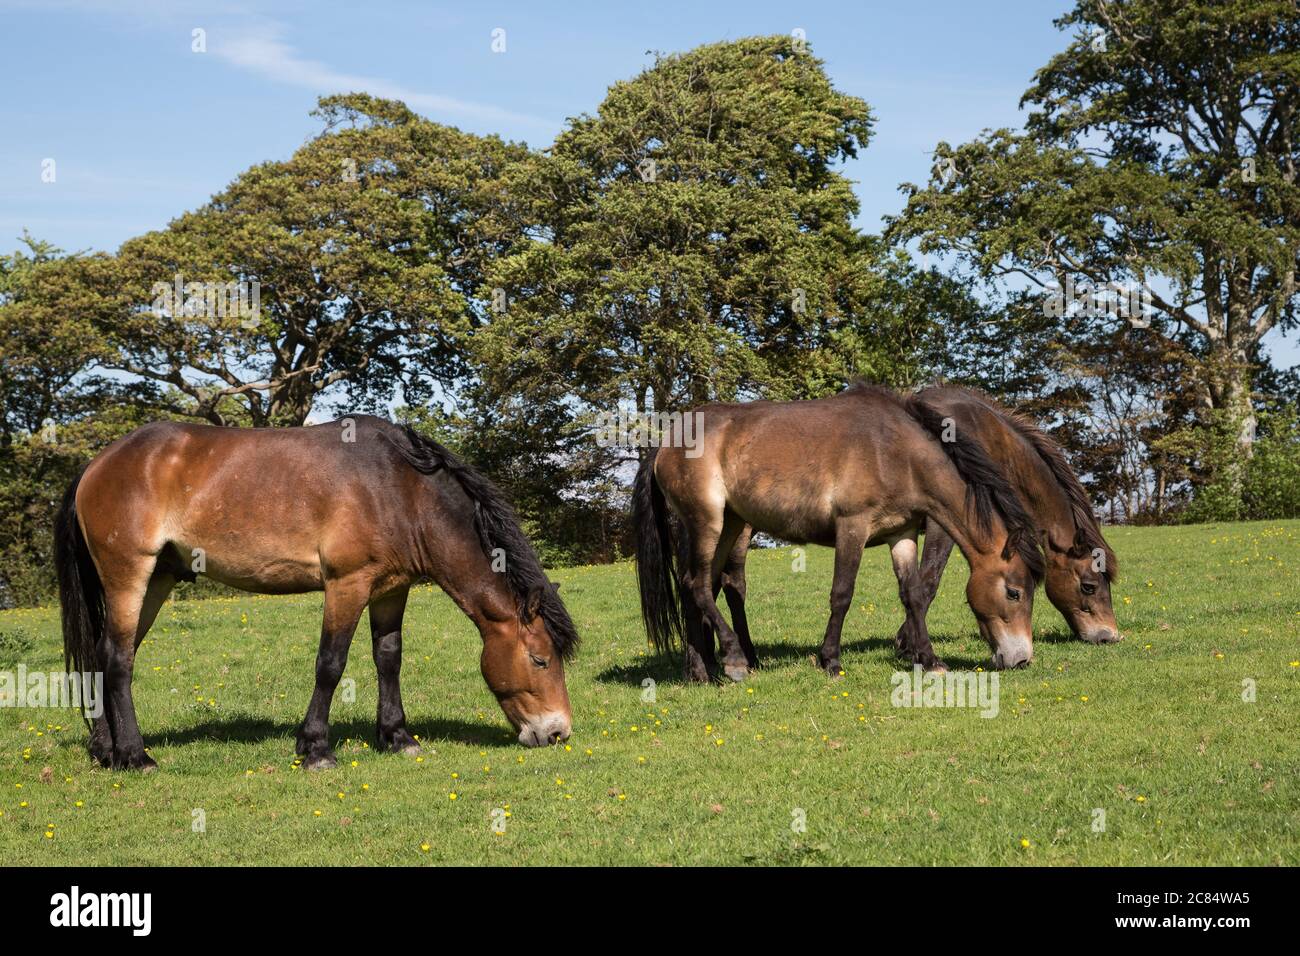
[1224,361,1257,460]
[1204,337,1257,500]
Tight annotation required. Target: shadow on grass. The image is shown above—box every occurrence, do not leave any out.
[147,714,516,750]
[1034,627,1077,645]
[596,634,1009,685]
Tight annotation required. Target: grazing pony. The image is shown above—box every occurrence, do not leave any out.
[899,386,1120,658]
[633,384,1044,682]
[55,416,578,770]
[693,385,1122,671]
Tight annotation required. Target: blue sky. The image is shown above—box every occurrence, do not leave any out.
[2,0,1295,367]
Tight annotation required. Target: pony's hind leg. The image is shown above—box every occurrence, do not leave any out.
[675,528,716,683]
[87,633,114,766]
[297,577,368,769]
[684,512,750,682]
[369,587,420,754]
[817,518,870,676]
[680,588,716,683]
[97,564,175,771]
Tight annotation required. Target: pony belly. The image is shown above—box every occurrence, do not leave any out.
[730,496,838,548]
[187,547,325,594]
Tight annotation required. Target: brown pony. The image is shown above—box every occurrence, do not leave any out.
[900,386,1120,657]
[633,384,1045,682]
[700,385,1122,672]
[54,415,578,771]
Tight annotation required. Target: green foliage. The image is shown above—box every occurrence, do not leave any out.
[888,0,1300,466]
[0,236,159,605]
[476,35,886,412]
[1169,403,1300,522]
[87,94,523,427]
[4,19,1299,600]
[1161,411,1248,522]
[0,627,33,666]
[1245,405,1300,518]
[443,36,930,563]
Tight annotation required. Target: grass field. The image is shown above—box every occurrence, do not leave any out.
[1,520,1297,866]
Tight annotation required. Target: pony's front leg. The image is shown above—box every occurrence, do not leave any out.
[369,588,420,754]
[721,560,757,668]
[894,522,950,671]
[297,579,367,770]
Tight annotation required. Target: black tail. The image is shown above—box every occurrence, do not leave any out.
[633,449,682,654]
[905,395,1045,581]
[54,471,103,729]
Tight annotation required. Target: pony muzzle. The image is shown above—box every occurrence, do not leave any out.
[991,633,1033,670]
[518,712,571,747]
[1079,624,1121,644]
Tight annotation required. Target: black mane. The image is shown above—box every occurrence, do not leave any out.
[386,426,580,659]
[902,391,1047,582]
[940,385,1118,581]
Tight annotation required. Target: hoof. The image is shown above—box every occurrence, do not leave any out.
[303,752,337,771]
[816,656,844,678]
[112,751,158,772]
[379,729,421,755]
[723,663,750,683]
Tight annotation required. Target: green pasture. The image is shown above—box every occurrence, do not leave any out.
[1,520,1297,865]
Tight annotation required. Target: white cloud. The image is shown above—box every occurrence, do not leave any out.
[0,0,555,132]
[215,25,554,132]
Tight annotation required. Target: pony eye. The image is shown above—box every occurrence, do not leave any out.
[1005,587,1021,602]
[1081,582,1097,596]
[529,654,549,669]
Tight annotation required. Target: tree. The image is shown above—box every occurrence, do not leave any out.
[474,35,883,420]
[888,0,1300,485]
[99,94,526,426]
[425,36,922,562]
[0,235,152,604]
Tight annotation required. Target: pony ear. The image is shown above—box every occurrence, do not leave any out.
[1001,524,1028,561]
[1066,528,1092,559]
[550,580,561,592]
[1041,530,1070,554]
[525,584,545,619]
